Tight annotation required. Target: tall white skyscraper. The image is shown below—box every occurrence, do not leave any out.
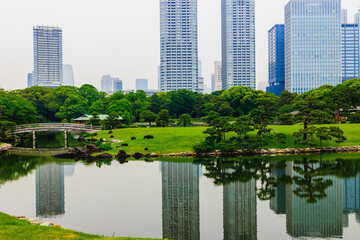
[221,0,256,90]
[33,26,63,88]
[214,61,222,91]
[160,0,199,92]
[62,64,74,86]
[285,0,342,94]
[341,9,348,24]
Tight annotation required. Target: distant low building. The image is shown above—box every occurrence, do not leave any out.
[73,114,123,125]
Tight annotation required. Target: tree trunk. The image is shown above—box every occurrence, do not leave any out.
[336,110,340,124]
[303,121,309,141]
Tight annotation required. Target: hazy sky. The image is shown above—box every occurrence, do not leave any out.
[0,0,359,91]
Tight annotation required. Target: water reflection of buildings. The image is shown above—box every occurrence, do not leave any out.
[36,163,65,218]
[343,174,360,227]
[270,162,286,215]
[161,162,200,240]
[223,179,257,240]
[285,161,343,238]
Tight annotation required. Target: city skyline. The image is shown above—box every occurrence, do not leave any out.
[0,0,359,91]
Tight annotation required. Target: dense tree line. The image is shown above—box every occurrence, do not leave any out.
[0,79,360,132]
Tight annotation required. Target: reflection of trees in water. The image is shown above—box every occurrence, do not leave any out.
[195,156,360,203]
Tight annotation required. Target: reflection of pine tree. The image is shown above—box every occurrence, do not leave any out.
[292,158,333,203]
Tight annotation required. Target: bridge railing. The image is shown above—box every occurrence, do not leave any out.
[14,123,102,132]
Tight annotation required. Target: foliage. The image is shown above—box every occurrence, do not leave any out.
[349,112,360,123]
[202,111,220,126]
[97,142,113,151]
[178,114,192,127]
[88,112,101,126]
[278,113,295,125]
[103,113,123,130]
[293,126,347,147]
[156,109,170,127]
[140,110,157,126]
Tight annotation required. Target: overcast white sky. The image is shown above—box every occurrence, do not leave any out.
[0,0,358,91]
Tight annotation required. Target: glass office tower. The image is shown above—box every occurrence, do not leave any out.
[342,23,359,82]
[33,26,63,88]
[267,24,285,96]
[285,0,342,94]
[136,79,149,91]
[160,0,199,92]
[221,0,256,90]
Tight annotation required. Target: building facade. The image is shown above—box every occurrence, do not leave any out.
[214,61,222,91]
[33,26,63,88]
[221,0,256,90]
[27,72,34,88]
[114,80,123,92]
[160,0,199,92]
[136,79,148,91]
[342,23,359,82]
[62,64,74,86]
[285,0,342,94]
[267,24,285,96]
[101,75,121,94]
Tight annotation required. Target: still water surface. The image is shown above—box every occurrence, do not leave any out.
[1,153,360,239]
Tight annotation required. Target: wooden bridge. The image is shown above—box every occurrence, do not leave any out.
[13,123,102,134]
[13,123,102,149]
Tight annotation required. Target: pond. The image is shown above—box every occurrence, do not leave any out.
[1,152,360,240]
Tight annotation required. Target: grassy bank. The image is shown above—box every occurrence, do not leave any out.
[92,123,360,155]
[0,213,160,240]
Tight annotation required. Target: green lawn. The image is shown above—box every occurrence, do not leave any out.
[92,123,360,155]
[0,212,161,240]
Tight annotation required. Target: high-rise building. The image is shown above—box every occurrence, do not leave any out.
[355,9,360,25]
[214,61,222,91]
[114,80,123,92]
[33,26,63,88]
[221,0,256,90]
[27,72,34,88]
[62,64,74,86]
[211,74,215,93]
[267,25,285,96]
[161,162,200,240]
[341,9,348,24]
[160,0,199,92]
[284,0,342,94]
[223,178,257,240]
[136,79,148,91]
[101,75,121,94]
[36,163,65,218]
[342,23,359,82]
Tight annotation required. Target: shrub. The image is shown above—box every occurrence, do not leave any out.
[350,112,360,123]
[98,142,113,151]
[218,140,237,153]
[193,142,213,153]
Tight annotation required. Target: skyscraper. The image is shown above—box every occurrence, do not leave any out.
[62,64,74,86]
[160,0,199,92]
[27,72,34,88]
[267,25,285,96]
[341,9,348,24]
[284,0,342,94]
[114,80,123,92]
[214,61,222,91]
[221,0,256,90]
[342,23,359,82]
[101,75,121,94]
[33,26,63,88]
[161,162,200,240]
[136,79,148,91]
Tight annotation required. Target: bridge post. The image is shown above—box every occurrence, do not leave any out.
[32,131,36,149]
[64,130,68,149]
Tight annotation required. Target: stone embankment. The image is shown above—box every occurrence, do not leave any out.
[0,143,12,151]
[11,215,61,228]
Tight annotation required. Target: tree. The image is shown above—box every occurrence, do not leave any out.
[178,114,192,127]
[168,89,196,117]
[250,92,280,137]
[88,112,101,126]
[140,110,157,126]
[278,113,295,125]
[292,86,333,141]
[156,109,170,127]
[349,112,360,123]
[202,111,220,126]
[104,112,122,130]
[279,90,297,107]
